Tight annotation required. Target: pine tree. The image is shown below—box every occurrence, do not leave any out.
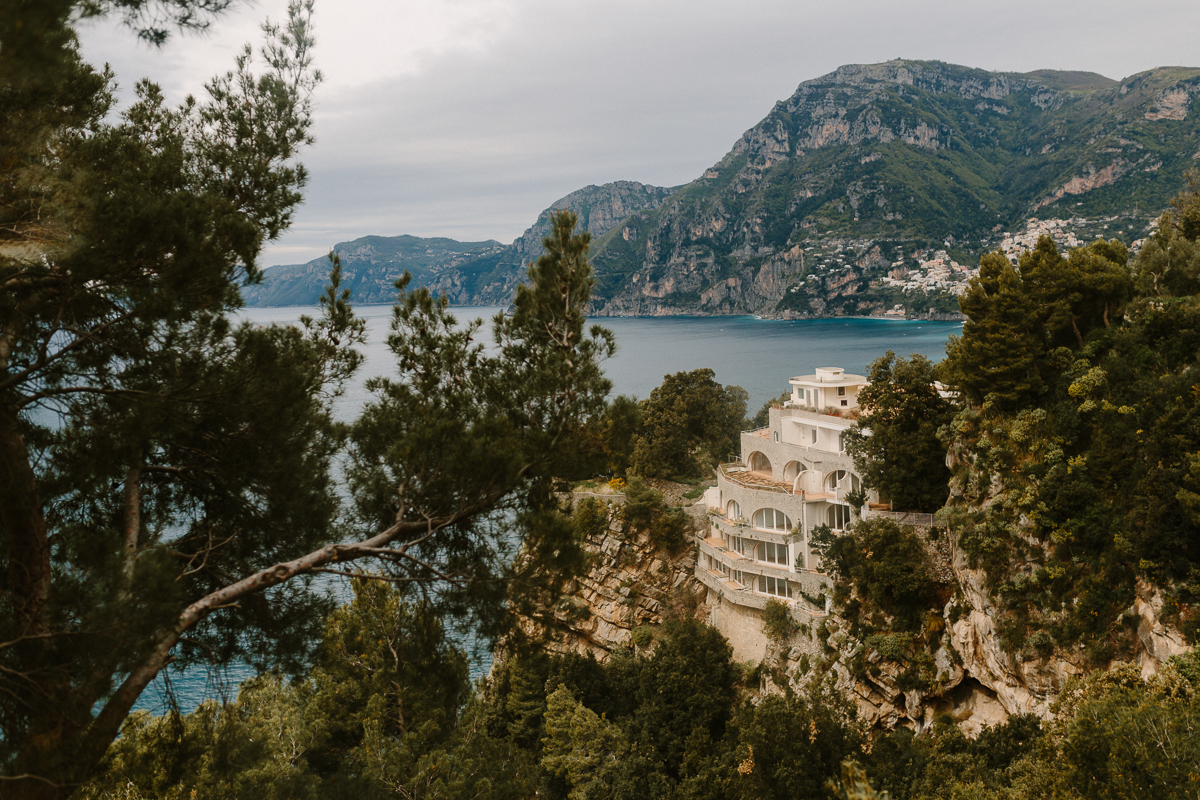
[846,351,954,513]
[0,7,612,796]
[941,251,1045,409]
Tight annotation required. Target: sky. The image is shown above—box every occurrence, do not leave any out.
[77,0,1200,267]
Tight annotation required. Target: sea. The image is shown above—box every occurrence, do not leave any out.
[136,305,961,713]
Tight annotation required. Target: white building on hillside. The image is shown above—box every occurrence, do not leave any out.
[696,368,874,624]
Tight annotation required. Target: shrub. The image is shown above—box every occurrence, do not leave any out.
[622,477,662,534]
[762,599,799,643]
[574,497,610,540]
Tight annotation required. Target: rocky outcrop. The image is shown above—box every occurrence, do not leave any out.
[754,522,1190,737]
[522,494,708,659]
[524,487,1190,738]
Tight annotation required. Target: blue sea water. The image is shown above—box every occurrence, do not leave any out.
[137,306,961,713]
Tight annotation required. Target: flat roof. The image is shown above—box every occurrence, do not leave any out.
[789,373,868,386]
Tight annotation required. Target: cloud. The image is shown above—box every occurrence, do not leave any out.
[77,0,1200,266]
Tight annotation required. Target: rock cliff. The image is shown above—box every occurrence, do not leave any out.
[536,497,1191,737]
[521,492,708,659]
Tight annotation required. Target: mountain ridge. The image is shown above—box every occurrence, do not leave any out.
[245,59,1200,316]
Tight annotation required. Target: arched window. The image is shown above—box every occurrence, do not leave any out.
[752,508,792,532]
[726,500,741,521]
[748,451,772,474]
[825,470,861,494]
[782,461,806,483]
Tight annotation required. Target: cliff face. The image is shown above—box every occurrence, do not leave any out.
[818,535,1187,736]
[436,181,679,306]
[540,498,1190,737]
[523,493,708,659]
[582,61,1200,317]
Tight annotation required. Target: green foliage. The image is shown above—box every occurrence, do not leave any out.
[829,761,890,800]
[631,369,748,479]
[748,391,791,429]
[81,580,536,800]
[0,3,616,789]
[631,626,655,648]
[942,251,1046,409]
[937,178,1200,651]
[823,520,939,631]
[761,599,799,644]
[541,686,629,800]
[734,682,866,800]
[599,394,642,479]
[847,351,955,512]
[621,478,693,551]
[573,497,611,541]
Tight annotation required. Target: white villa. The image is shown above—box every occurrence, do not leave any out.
[697,367,874,629]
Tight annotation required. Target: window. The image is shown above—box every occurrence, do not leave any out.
[840,399,848,406]
[726,500,741,521]
[730,535,747,555]
[810,428,818,445]
[837,386,846,397]
[826,470,862,494]
[828,504,852,530]
[758,541,788,564]
[805,389,812,405]
[839,432,846,452]
[758,575,790,597]
[773,430,779,443]
[753,508,793,532]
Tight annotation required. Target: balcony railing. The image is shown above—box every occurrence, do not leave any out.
[694,567,828,617]
[718,463,792,495]
[865,509,937,527]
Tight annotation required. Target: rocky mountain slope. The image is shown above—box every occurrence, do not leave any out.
[239,235,507,307]
[248,60,1200,316]
[585,60,1200,317]
[243,181,676,307]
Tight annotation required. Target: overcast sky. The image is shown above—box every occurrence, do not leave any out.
[77,0,1200,267]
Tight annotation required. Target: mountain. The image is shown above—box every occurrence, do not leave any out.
[243,181,677,307]
[240,235,506,306]
[249,60,1200,316]
[584,60,1200,317]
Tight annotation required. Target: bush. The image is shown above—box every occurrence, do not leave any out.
[622,477,662,534]
[828,519,939,631]
[762,599,799,643]
[649,509,692,551]
[574,497,610,540]
[621,477,692,551]
[631,626,654,647]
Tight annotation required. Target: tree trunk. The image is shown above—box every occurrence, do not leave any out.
[0,404,51,635]
[0,406,65,799]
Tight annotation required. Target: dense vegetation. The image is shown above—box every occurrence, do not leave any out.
[80,579,1200,800]
[1,4,616,794]
[7,2,1200,796]
[847,352,955,513]
[628,368,748,480]
[935,178,1200,654]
